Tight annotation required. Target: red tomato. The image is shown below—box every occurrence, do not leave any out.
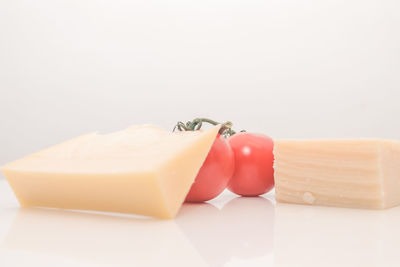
[185,135,235,202]
[227,133,274,196]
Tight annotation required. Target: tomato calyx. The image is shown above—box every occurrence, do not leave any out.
[173,118,244,138]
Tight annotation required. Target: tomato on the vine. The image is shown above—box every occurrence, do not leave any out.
[177,117,274,201]
[227,132,274,196]
[185,134,235,202]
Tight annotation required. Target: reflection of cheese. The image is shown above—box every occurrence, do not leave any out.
[1,125,219,219]
[274,204,400,267]
[273,140,400,209]
[4,208,207,267]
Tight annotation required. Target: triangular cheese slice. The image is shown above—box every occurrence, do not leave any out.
[1,125,220,219]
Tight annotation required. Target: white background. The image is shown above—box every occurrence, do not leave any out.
[1,1,400,266]
[1,0,400,173]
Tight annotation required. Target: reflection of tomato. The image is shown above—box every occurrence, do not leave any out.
[185,135,235,202]
[176,203,226,267]
[228,133,274,196]
[219,197,275,258]
[177,197,275,266]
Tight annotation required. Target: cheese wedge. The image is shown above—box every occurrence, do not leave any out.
[1,125,220,219]
[273,139,400,209]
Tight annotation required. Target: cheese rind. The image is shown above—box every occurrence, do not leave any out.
[273,139,400,209]
[1,125,220,219]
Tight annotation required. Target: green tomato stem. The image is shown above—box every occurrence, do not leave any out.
[174,117,244,137]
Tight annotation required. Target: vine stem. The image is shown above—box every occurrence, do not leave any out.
[174,118,244,138]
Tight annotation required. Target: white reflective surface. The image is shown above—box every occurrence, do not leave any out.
[1,180,399,267]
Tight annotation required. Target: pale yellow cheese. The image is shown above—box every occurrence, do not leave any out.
[273,139,400,209]
[1,125,220,219]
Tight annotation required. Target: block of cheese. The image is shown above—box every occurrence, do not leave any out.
[1,125,220,219]
[273,139,400,209]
